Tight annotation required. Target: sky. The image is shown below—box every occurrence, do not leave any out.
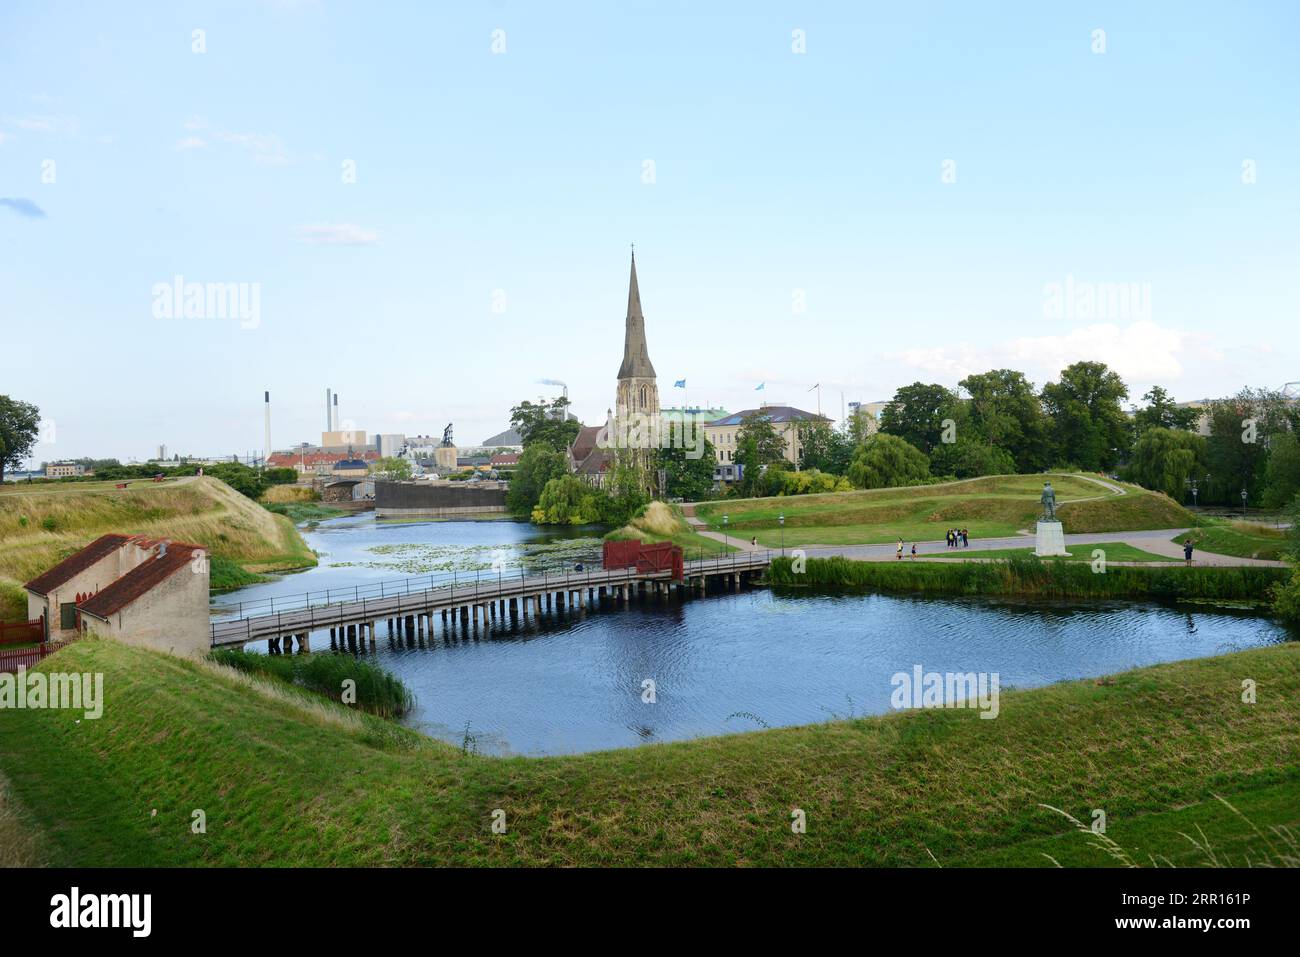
[2,0,1298,464]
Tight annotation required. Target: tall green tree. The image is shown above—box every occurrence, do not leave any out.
[1040,361,1130,471]
[1203,387,1299,506]
[958,369,1048,473]
[1131,386,1201,434]
[506,444,567,517]
[735,412,787,495]
[0,395,42,484]
[879,382,960,456]
[1124,427,1207,500]
[370,456,413,481]
[846,433,932,489]
[1261,431,1300,510]
[796,420,854,474]
[509,396,581,452]
[655,424,716,501]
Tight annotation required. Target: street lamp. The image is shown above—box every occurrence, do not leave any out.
[722,514,729,551]
[1241,487,1249,515]
[779,513,785,556]
[1185,476,1199,509]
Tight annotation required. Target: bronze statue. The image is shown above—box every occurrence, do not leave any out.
[1040,482,1057,522]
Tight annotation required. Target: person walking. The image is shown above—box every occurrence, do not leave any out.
[961,528,969,548]
[910,542,917,561]
[1183,539,1194,563]
[897,539,904,560]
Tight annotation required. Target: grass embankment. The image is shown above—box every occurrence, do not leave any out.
[209,649,414,718]
[0,638,1296,866]
[1176,520,1291,562]
[768,555,1289,602]
[607,501,735,558]
[696,474,1192,547]
[931,542,1173,563]
[0,476,317,613]
[262,502,347,524]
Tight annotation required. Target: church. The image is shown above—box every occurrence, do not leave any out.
[569,250,661,487]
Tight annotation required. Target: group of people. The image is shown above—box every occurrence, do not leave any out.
[946,528,970,548]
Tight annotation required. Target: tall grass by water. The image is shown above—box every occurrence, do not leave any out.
[767,554,1289,602]
[209,648,415,718]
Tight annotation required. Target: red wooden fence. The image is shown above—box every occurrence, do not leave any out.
[0,617,48,673]
[602,541,684,581]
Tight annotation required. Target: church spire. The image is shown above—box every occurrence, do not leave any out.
[618,248,656,379]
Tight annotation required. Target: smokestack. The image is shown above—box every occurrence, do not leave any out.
[333,392,339,431]
[325,388,332,432]
[264,391,272,468]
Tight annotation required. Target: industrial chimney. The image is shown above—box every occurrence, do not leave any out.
[325,388,332,432]
[332,392,339,431]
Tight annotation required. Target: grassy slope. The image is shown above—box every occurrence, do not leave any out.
[1175,521,1291,562]
[928,542,1174,563]
[1,638,1296,867]
[607,501,736,557]
[0,476,315,617]
[696,474,1193,547]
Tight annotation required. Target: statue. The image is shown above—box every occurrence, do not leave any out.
[1040,482,1057,522]
[440,423,454,447]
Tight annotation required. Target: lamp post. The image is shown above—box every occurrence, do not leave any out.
[722,514,729,551]
[779,513,785,556]
[1241,487,1248,516]
[1185,476,1199,509]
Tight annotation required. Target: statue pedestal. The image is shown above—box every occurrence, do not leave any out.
[1034,521,1069,557]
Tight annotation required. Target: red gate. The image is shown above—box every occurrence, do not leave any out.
[602,541,684,581]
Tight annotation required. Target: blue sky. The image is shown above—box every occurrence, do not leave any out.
[2,0,1297,462]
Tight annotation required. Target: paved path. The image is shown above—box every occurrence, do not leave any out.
[685,523,1285,568]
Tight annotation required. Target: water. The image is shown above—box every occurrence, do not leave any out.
[213,514,1296,756]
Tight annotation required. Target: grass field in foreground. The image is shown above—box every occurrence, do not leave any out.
[0,639,1295,867]
[696,474,1193,548]
[928,542,1174,563]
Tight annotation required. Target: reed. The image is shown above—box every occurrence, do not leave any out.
[209,648,415,718]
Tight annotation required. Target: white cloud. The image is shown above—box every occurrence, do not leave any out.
[174,137,207,151]
[293,223,381,245]
[886,320,1220,386]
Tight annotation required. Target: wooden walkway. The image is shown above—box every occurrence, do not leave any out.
[210,552,776,650]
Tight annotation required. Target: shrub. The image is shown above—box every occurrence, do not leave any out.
[209,648,414,718]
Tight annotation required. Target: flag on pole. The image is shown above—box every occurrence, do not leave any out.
[756,382,765,391]
[674,379,686,388]
[807,383,820,391]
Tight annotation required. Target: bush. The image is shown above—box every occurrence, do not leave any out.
[264,467,299,485]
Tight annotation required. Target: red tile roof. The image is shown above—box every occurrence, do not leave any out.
[78,542,204,620]
[23,533,133,596]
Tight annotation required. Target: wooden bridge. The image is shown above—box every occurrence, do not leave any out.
[210,552,777,652]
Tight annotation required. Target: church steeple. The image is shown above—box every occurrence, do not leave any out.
[618,249,656,380]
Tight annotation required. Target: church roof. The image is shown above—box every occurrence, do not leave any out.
[617,251,656,380]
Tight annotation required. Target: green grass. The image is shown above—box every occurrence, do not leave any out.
[607,501,736,557]
[1175,521,1291,562]
[929,542,1174,563]
[767,555,1290,601]
[262,502,347,524]
[696,473,1192,547]
[0,638,1297,866]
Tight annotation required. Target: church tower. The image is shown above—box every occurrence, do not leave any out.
[615,249,660,420]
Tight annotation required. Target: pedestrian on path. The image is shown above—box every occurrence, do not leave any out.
[1184,539,1194,563]
[961,528,969,548]
[910,543,917,560]
[897,539,904,560]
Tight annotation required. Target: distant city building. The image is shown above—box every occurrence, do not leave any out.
[331,458,370,479]
[489,453,520,468]
[480,427,523,450]
[322,429,369,451]
[45,462,85,479]
[376,433,407,458]
[704,406,832,467]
